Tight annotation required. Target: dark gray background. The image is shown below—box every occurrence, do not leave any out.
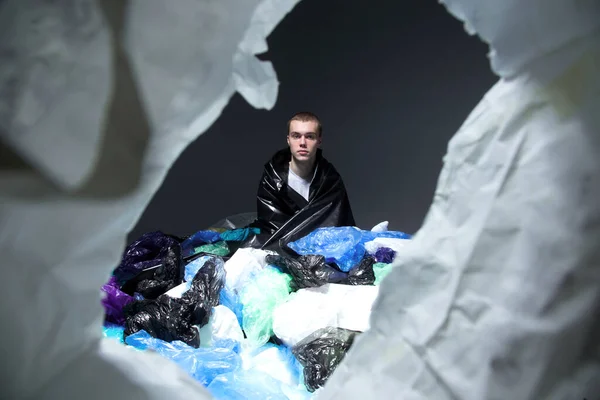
[130,0,496,240]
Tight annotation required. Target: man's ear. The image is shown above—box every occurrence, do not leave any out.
[286,135,290,147]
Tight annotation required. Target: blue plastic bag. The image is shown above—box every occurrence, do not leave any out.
[207,369,292,400]
[219,286,244,328]
[125,330,240,387]
[288,226,411,272]
[182,230,222,257]
[219,227,260,242]
[102,324,125,343]
[242,343,304,388]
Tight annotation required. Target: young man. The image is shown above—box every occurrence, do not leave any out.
[252,112,355,249]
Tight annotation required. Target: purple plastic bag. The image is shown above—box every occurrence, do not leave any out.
[101,276,135,325]
[375,247,396,263]
[114,231,179,285]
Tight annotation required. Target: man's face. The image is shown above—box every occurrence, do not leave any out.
[287,120,321,163]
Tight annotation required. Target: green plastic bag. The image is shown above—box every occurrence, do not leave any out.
[240,266,292,348]
[373,262,394,285]
[193,241,230,257]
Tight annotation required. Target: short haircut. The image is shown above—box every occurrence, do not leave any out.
[287,111,322,136]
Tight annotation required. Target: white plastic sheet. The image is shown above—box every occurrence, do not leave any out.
[273,284,380,347]
[198,305,245,348]
[316,2,600,399]
[0,0,301,399]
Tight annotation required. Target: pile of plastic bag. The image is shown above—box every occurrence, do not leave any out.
[101,223,411,399]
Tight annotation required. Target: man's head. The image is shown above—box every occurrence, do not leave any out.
[286,111,322,164]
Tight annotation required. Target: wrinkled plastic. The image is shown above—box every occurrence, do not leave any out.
[214,343,312,400]
[252,148,356,251]
[292,327,359,392]
[101,276,135,325]
[374,247,395,263]
[125,330,240,387]
[272,283,379,347]
[198,305,244,349]
[181,231,222,258]
[124,256,226,346]
[207,369,291,400]
[114,231,181,287]
[266,254,348,290]
[240,266,292,348]
[288,226,411,272]
[372,262,393,286]
[120,238,185,299]
[242,343,303,387]
[220,227,261,242]
[103,324,125,344]
[345,256,375,286]
[192,241,231,257]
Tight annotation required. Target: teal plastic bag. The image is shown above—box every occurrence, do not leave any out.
[239,266,292,348]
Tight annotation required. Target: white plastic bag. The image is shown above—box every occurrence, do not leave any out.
[273,284,379,347]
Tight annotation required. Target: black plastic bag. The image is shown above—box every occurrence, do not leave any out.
[181,256,226,327]
[115,231,185,300]
[123,256,226,347]
[266,254,348,290]
[123,295,200,347]
[292,327,359,392]
[252,148,355,251]
[121,242,184,299]
[346,255,376,285]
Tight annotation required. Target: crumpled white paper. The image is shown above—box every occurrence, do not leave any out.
[0,0,301,399]
[316,2,600,399]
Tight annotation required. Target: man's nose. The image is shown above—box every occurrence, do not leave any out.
[300,136,307,146]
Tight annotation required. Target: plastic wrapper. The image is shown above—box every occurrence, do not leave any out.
[374,247,395,263]
[266,254,348,290]
[272,283,379,347]
[101,276,135,325]
[124,256,226,346]
[288,227,411,272]
[292,327,359,392]
[372,262,393,286]
[125,330,240,387]
[240,266,292,348]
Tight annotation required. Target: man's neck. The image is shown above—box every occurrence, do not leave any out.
[289,158,315,180]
